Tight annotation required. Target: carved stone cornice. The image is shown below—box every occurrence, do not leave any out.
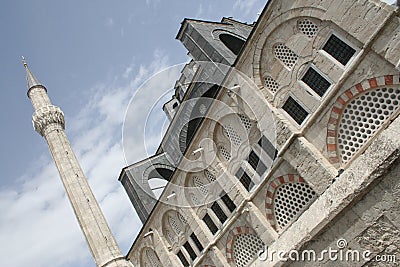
[32,105,65,136]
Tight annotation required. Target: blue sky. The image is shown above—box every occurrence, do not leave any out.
[0,1,269,266]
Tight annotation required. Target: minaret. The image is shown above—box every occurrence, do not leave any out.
[23,58,133,267]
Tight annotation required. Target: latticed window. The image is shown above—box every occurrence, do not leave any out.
[144,248,161,267]
[219,146,231,161]
[169,216,182,234]
[264,76,279,94]
[190,193,201,206]
[204,169,216,182]
[166,230,175,244]
[273,182,316,229]
[224,125,242,146]
[338,87,400,164]
[323,34,356,65]
[193,176,208,196]
[274,43,298,69]
[233,233,265,267]
[178,212,187,224]
[238,114,253,131]
[301,67,331,97]
[258,136,277,160]
[298,18,319,38]
[282,96,309,125]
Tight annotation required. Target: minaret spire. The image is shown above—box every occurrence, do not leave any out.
[22,56,42,90]
[24,59,134,267]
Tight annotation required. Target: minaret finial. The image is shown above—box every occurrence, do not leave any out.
[22,56,28,68]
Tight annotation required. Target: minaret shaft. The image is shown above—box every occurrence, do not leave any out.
[24,62,133,267]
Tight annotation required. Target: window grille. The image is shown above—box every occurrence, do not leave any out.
[282,96,309,125]
[178,213,187,224]
[203,213,218,235]
[177,250,189,267]
[190,193,201,206]
[169,216,182,234]
[211,202,228,224]
[238,114,253,131]
[298,18,319,38]
[338,87,400,164]
[224,125,242,146]
[193,176,208,196]
[221,193,236,212]
[190,233,204,252]
[301,67,331,97]
[233,233,265,267]
[274,43,298,69]
[264,76,279,94]
[145,249,161,267]
[166,230,175,244]
[273,182,316,228]
[219,146,231,161]
[248,150,268,176]
[183,241,197,261]
[322,34,356,65]
[204,169,216,182]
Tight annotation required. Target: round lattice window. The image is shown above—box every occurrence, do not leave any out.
[233,233,265,267]
[298,18,318,38]
[264,76,279,94]
[273,182,316,229]
[238,114,253,131]
[194,176,208,196]
[219,146,231,162]
[338,87,400,164]
[224,125,242,146]
[204,169,216,182]
[274,43,298,69]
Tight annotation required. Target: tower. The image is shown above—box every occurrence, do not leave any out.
[23,58,133,267]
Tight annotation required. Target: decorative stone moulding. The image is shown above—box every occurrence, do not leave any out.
[32,105,65,136]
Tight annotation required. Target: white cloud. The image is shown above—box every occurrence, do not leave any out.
[0,50,177,267]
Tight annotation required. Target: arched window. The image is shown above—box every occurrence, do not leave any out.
[232,233,265,266]
[264,76,279,94]
[219,33,245,55]
[298,18,319,38]
[337,87,400,164]
[274,43,298,69]
[273,182,316,228]
[223,125,242,146]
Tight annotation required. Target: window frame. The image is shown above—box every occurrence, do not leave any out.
[299,63,333,100]
[280,94,310,126]
[319,31,359,68]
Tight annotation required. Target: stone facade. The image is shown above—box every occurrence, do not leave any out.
[122,0,400,266]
